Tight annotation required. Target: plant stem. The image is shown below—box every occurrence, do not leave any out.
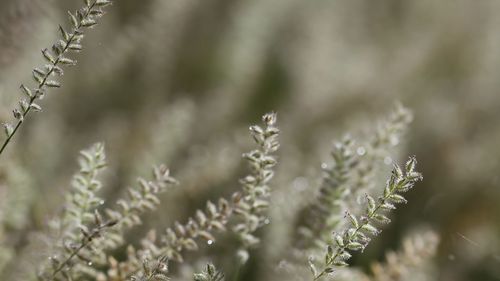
[0,0,99,159]
[313,179,408,281]
[51,221,111,280]
[232,263,242,281]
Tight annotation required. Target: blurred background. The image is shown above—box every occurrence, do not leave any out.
[0,0,499,280]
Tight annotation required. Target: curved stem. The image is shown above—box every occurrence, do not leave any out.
[0,0,99,158]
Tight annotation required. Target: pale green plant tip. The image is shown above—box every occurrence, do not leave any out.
[131,256,170,281]
[194,263,225,281]
[36,142,178,280]
[312,156,423,280]
[0,0,112,158]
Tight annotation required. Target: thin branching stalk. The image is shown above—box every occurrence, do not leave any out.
[232,112,280,248]
[0,0,112,158]
[294,104,413,253]
[49,220,117,280]
[311,157,422,280]
[37,144,177,280]
[111,113,280,280]
[75,164,178,274]
[131,256,170,281]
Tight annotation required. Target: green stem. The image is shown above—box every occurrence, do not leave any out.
[232,262,242,281]
[313,179,408,281]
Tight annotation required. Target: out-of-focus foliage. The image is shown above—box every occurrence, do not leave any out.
[0,0,499,281]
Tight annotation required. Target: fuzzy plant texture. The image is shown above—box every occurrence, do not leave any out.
[0,0,112,156]
[0,1,449,281]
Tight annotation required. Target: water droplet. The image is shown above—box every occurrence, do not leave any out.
[356,146,366,156]
[207,240,213,245]
[321,163,328,169]
[264,218,271,225]
[99,200,105,205]
[87,261,93,266]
